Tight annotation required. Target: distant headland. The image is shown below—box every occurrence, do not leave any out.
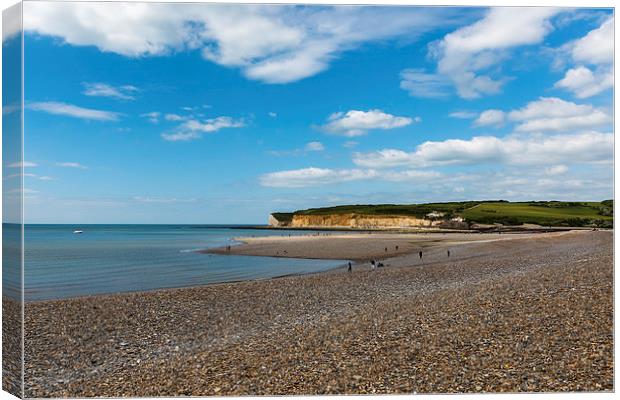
[269,200,613,230]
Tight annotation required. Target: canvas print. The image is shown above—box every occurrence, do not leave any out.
[2,1,615,397]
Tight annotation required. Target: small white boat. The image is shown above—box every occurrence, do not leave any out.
[73,230,83,234]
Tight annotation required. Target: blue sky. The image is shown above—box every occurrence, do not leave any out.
[3,3,614,223]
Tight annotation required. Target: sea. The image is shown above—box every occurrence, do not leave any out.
[2,224,348,301]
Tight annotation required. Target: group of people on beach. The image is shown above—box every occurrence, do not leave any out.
[347,247,452,273]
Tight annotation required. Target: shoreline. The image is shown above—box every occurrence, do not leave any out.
[205,230,581,261]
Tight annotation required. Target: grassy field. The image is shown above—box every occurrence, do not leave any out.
[275,200,613,228]
[461,201,613,227]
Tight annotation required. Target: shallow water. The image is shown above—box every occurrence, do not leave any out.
[6,224,347,301]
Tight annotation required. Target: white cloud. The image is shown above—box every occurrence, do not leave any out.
[432,8,559,98]
[513,110,611,132]
[571,16,613,65]
[268,112,277,118]
[181,117,244,132]
[554,17,614,98]
[164,113,186,121]
[269,141,326,157]
[162,116,244,141]
[160,132,201,142]
[7,161,38,168]
[343,141,359,148]
[449,111,477,119]
[304,141,325,152]
[555,66,613,99]
[508,97,611,132]
[56,162,87,169]
[4,173,54,181]
[260,167,375,187]
[29,102,120,121]
[381,170,441,182]
[82,82,138,100]
[8,188,39,195]
[353,131,612,168]
[399,69,451,98]
[545,165,568,175]
[141,111,161,123]
[2,3,21,43]
[352,149,414,169]
[23,2,462,84]
[474,109,505,127]
[322,109,413,137]
[259,167,439,188]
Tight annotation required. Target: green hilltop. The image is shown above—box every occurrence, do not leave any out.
[273,200,613,228]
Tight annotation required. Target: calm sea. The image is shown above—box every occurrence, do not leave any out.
[3,224,347,301]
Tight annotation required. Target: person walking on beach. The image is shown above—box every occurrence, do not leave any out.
[371,260,376,270]
[348,262,352,272]
[385,246,388,252]
[395,245,399,251]
[447,249,450,258]
[419,251,423,260]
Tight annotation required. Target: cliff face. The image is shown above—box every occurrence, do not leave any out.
[269,214,289,227]
[279,213,440,229]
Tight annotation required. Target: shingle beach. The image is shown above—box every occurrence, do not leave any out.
[20,230,613,396]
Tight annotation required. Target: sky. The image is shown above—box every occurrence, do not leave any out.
[2,2,615,224]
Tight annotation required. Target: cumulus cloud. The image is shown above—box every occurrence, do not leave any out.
[555,66,613,99]
[352,131,612,169]
[23,2,463,84]
[82,82,138,100]
[259,167,440,188]
[571,16,613,65]
[29,102,120,121]
[322,109,414,137]
[399,69,451,98]
[507,97,611,132]
[431,8,559,98]
[474,109,505,127]
[161,116,244,141]
[555,16,614,98]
